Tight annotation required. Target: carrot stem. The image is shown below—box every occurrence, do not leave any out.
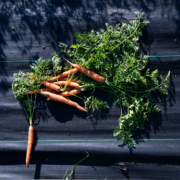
[27,94,32,121]
[31,93,37,124]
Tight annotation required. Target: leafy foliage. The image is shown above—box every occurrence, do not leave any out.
[12,58,51,125]
[30,57,51,81]
[13,58,51,98]
[12,71,35,98]
[52,51,62,75]
[59,12,170,147]
[84,96,109,113]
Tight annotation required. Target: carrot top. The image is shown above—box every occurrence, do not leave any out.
[59,12,170,147]
[12,58,51,125]
[12,12,171,149]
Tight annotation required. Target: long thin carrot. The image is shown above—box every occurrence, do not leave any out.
[26,125,34,168]
[53,81,80,89]
[60,88,81,97]
[42,81,61,92]
[42,91,87,112]
[65,60,105,83]
[60,77,80,83]
[27,88,52,94]
[48,68,78,82]
[30,76,54,81]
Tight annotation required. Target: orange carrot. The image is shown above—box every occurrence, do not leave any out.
[26,125,34,168]
[53,81,80,89]
[48,68,78,81]
[46,87,72,100]
[30,76,54,81]
[60,77,80,83]
[64,86,72,91]
[42,81,61,92]
[66,60,105,83]
[27,88,53,94]
[42,92,87,112]
[59,86,72,92]
[61,88,81,97]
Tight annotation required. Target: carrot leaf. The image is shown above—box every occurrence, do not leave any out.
[52,51,62,75]
[84,96,109,113]
[12,57,52,125]
[59,12,170,147]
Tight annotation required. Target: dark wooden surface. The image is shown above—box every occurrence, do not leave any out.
[0,0,180,179]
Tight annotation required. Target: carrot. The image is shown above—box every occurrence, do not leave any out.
[46,87,72,96]
[60,77,80,83]
[26,125,34,168]
[53,81,80,89]
[60,86,72,92]
[64,86,72,91]
[46,87,72,100]
[60,88,81,97]
[30,76,54,81]
[42,81,61,92]
[48,68,78,81]
[27,88,53,94]
[66,60,105,83]
[42,92,87,112]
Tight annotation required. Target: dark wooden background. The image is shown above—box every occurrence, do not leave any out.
[0,0,180,179]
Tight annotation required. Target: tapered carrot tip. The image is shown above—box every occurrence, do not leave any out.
[65,60,105,83]
[26,125,34,168]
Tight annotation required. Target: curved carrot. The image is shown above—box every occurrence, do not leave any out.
[26,125,34,168]
[61,88,81,97]
[42,81,61,92]
[53,81,80,89]
[66,60,105,83]
[48,68,78,81]
[42,92,87,112]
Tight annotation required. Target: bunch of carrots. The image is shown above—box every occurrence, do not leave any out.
[25,60,105,168]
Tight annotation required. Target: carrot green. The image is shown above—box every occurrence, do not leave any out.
[12,57,51,125]
[59,12,170,147]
